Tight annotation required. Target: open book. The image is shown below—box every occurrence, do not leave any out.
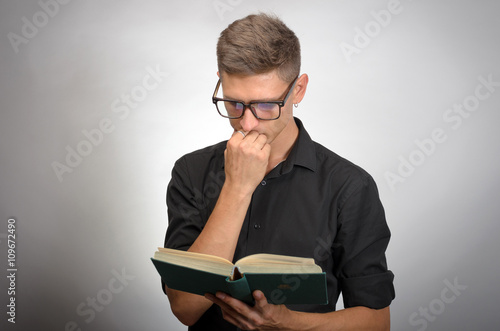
[151,247,328,305]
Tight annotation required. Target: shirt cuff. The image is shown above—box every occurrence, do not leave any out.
[340,271,395,309]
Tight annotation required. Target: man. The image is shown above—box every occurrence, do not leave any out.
[163,13,395,330]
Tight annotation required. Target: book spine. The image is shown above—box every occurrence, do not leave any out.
[224,274,254,305]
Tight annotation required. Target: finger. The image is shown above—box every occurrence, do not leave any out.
[215,291,254,316]
[230,130,245,142]
[241,130,260,142]
[221,310,249,330]
[205,292,228,309]
[239,131,267,149]
[205,293,240,314]
[205,294,236,319]
[232,130,247,139]
[252,290,268,309]
[253,133,269,149]
[206,293,251,329]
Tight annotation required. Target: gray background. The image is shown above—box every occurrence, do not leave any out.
[1,0,499,330]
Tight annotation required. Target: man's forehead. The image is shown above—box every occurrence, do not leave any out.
[219,70,277,83]
[218,72,288,101]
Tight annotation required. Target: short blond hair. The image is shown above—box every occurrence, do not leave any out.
[216,13,301,83]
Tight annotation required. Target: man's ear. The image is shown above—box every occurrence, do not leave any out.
[293,74,309,104]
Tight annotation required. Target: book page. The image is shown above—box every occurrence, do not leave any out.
[235,254,322,274]
[154,248,234,276]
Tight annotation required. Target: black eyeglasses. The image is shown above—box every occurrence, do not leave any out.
[212,76,298,120]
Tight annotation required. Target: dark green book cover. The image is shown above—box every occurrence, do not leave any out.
[151,258,328,306]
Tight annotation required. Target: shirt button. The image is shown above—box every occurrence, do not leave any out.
[261,180,267,186]
[253,224,261,229]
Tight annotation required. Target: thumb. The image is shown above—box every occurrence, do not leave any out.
[252,290,267,308]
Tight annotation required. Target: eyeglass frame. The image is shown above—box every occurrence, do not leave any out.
[212,76,299,121]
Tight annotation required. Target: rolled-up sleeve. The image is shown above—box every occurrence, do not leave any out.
[161,157,207,294]
[333,174,395,309]
[164,156,205,252]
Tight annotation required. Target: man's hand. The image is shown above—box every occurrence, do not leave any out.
[224,131,271,196]
[205,290,289,330]
[206,290,391,331]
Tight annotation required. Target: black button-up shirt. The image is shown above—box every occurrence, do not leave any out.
[164,118,395,330]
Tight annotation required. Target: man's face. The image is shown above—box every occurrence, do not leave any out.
[219,71,296,145]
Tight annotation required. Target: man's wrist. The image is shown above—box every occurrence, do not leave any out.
[277,308,315,331]
[220,180,255,202]
[278,309,337,331]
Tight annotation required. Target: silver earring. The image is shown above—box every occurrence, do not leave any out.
[293,103,299,108]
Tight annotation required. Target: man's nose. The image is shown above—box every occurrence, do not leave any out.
[239,107,259,132]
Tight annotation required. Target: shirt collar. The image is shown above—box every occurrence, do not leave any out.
[280,117,317,175]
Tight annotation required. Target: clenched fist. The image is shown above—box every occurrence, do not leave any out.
[224,130,271,196]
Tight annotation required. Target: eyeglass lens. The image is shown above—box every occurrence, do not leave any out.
[219,101,279,119]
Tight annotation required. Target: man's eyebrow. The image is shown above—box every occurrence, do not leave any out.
[222,94,282,102]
